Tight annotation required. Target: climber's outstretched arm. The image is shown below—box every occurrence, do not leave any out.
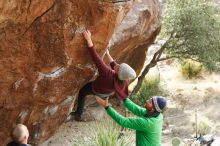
[106,49,114,62]
[82,30,110,75]
[106,49,119,69]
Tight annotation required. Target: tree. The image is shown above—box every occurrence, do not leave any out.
[132,0,220,94]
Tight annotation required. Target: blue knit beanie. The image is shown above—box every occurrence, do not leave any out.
[152,96,167,112]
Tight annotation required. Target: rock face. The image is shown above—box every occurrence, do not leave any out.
[109,0,162,74]
[0,0,161,145]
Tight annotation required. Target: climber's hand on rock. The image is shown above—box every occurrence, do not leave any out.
[96,96,109,108]
[82,30,88,38]
[83,30,91,41]
[83,30,93,47]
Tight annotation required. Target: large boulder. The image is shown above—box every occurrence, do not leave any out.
[109,0,162,74]
[0,0,161,145]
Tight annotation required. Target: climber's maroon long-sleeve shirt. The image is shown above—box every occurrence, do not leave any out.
[88,46,128,100]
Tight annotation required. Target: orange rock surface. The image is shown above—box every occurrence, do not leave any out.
[0,0,161,145]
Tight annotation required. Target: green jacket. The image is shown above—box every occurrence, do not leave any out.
[106,98,163,146]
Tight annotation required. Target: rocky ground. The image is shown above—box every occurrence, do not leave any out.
[157,61,220,146]
[40,61,220,146]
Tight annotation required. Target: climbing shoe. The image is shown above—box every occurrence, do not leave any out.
[70,111,87,122]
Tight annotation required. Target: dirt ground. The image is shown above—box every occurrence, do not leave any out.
[40,61,220,146]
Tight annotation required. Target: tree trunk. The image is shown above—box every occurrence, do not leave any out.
[131,43,169,95]
[131,61,156,95]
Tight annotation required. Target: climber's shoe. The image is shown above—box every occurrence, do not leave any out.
[69,111,87,122]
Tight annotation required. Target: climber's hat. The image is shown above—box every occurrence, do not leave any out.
[118,63,136,80]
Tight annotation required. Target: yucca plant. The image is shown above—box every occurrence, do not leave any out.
[197,121,211,134]
[73,121,133,146]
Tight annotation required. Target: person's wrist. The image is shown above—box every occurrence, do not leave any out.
[105,104,110,110]
[87,39,93,47]
[86,38,92,42]
[123,98,128,102]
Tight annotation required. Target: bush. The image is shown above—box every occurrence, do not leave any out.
[72,121,133,146]
[181,60,203,79]
[162,0,220,71]
[131,75,163,106]
[197,121,212,134]
[192,120,212,137]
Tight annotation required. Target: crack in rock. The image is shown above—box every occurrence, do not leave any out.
[22,1,56,36]
[101,0,132,3]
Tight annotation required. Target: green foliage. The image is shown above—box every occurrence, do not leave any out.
[73,121,133,146]
[131,75,163,106]
[197,121,211,134]
[181,60,203,79]
[162,0,220,71]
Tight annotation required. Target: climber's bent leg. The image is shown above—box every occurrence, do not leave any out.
[71,82,94,121]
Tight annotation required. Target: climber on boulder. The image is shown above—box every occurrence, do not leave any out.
[70,30,136,121]
[7,124,30,146]
[96,96,167,146]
